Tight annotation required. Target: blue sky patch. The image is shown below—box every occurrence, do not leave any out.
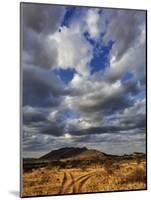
[61,7,77,27]
[121,72,134,83]
[83,31,114,75]
[90,40,114,74]
[63,109,79,120]
[53,68,76,85]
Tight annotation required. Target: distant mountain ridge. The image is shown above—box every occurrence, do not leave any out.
[23,147,146,172]
[39,147,145,161]
[24,147,145,161]
[40,147,88,160]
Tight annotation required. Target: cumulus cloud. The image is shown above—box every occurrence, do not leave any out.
[23,106,48,124]
[22,3,65,69]
[112,99,146,129]
[22,3,65,34]
[23,30,58,69]
[103,10,145,61]
[23,106,66,138]
[106,31,146,84]
[23,65,67,107]
[21,4,146,157]
[22,4,94,75]
[49,25,93,76]
[66,76,141,115]
[67,7,106,41]
[85,8,102,40]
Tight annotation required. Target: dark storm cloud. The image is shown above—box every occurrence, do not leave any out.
[121,117,146,130]
[23,30,58,69]
[23,105,66,137]
[123,79,141,95]
[23,65,68,107]
[79,95,133,115]
[23,106,49,125]
[72,133,140,145]
[22,3,65,69]
[24,119,65,137]
[23,109,46,124]
[23,133,55,152]
[22,3,65,34]
[69,126,120,135]
[65,98,146,139]
[35,122,65,136]
[104,10,145,61]
[115,101,146,131]
[76,79,141,115]
[23,104,145,138]
[68,125,143,137]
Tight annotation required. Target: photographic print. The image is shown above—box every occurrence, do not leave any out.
[20,2,147,197]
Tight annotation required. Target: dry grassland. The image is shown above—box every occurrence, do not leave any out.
[22,158,146,197]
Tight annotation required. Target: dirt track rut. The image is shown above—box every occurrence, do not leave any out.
[60,171,96,194]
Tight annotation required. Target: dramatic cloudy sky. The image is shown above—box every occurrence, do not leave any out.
[21,3,146,158]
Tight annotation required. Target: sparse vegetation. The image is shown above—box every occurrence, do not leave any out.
[120,167,146,184]
[22,150,146,197]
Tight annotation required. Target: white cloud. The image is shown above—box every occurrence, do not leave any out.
[49,26,93,76]
[69,8,106,41]
[106,31,146,83]
[85,9,101,40]
[103,10,145,62]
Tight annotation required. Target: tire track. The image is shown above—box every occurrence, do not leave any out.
[75,172,96,193]
[59,172,66,194]
[60,172,75,194]
[78,174,96,192]
[60,171,96,194]
[70,173,76,193]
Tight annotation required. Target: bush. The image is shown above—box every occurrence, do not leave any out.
[121,168,146,184]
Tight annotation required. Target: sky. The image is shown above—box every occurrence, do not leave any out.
[21,3,146,158]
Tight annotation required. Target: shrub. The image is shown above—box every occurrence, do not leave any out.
[121,168,146,184]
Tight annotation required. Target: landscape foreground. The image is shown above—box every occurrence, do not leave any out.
[22,147,146,197]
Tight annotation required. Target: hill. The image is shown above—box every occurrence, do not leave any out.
[39,147,145,161]
[40,147,88,160]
